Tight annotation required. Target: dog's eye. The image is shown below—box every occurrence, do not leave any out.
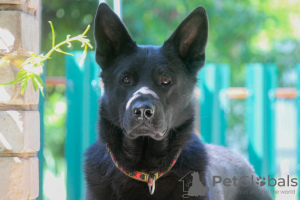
[122,76,131,84]
[161,77,171,85]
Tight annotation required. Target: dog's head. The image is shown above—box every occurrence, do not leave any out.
[95,4,208,140]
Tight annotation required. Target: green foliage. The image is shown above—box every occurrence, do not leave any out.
[0,54,45,95]
[0,22,93,95]
[42,0,98,76]
[46,21,93,66]
[44,85,67,175]
[120,0,299,86]
[42,0,299,85]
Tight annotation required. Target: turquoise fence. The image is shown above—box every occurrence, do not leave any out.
[297,64,300,196]
[197,63,230,146]
[65,52,101,200]
[37,66,45,200]
[58,51,299,199]
[245,64,277,180]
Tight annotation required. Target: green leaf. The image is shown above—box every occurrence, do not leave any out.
[82,25,90,36]
[79,45,87,67]
[21,77,29,95]
[40,88,44,96]
[49,21,56,48]
[55,48,73,55]
[32,74,44,96]
[31,76,39,91]
[32,74,44,87]
[0,70,27,86]
[1,21,93,97]
[66,35,72,48]
[29,52,37,57]
[15,70,27,80]
[86,42,93,49]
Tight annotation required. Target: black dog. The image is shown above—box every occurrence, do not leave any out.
[85,3,273,200]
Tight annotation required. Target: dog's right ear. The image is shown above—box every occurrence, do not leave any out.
[94,3,136,68]
[162,7,208,73]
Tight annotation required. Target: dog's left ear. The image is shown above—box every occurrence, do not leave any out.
[94,3,137,68]
[162,7,208,73]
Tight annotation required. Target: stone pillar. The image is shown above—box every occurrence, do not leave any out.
[0,0,40,199]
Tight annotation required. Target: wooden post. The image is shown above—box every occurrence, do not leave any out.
[0,0,40,199]
[197,63,230,146]
[65,51,100,200]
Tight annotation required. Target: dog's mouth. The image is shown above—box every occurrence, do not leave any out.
[125,125,167,140]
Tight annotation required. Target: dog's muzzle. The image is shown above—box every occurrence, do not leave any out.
[123,98,167,140]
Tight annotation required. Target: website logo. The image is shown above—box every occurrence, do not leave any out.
[179,173,298,197]
[213,175,298,187]
[179,171,209,198]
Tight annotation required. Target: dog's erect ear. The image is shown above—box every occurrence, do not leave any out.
[94,3,136,68]
[162,7,208,72]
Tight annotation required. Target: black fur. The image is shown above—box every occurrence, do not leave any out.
[85,3,209,200]
[85,3,272,200]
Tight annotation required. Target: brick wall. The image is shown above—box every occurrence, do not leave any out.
[0,0,40,199]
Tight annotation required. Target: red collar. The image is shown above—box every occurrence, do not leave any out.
[106,143,181,195]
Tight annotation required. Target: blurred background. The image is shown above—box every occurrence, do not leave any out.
[40,0,300,199]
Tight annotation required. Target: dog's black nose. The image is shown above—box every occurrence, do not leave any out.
[133,102,154,119]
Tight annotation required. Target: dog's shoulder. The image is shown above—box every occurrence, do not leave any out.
[85,140,114,180]
[204,143,255,175]
[204,144,273,200]
[85,140,118,199]
[176,135,209,173]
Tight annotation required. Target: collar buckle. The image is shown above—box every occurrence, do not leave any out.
[148,175,156,195]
